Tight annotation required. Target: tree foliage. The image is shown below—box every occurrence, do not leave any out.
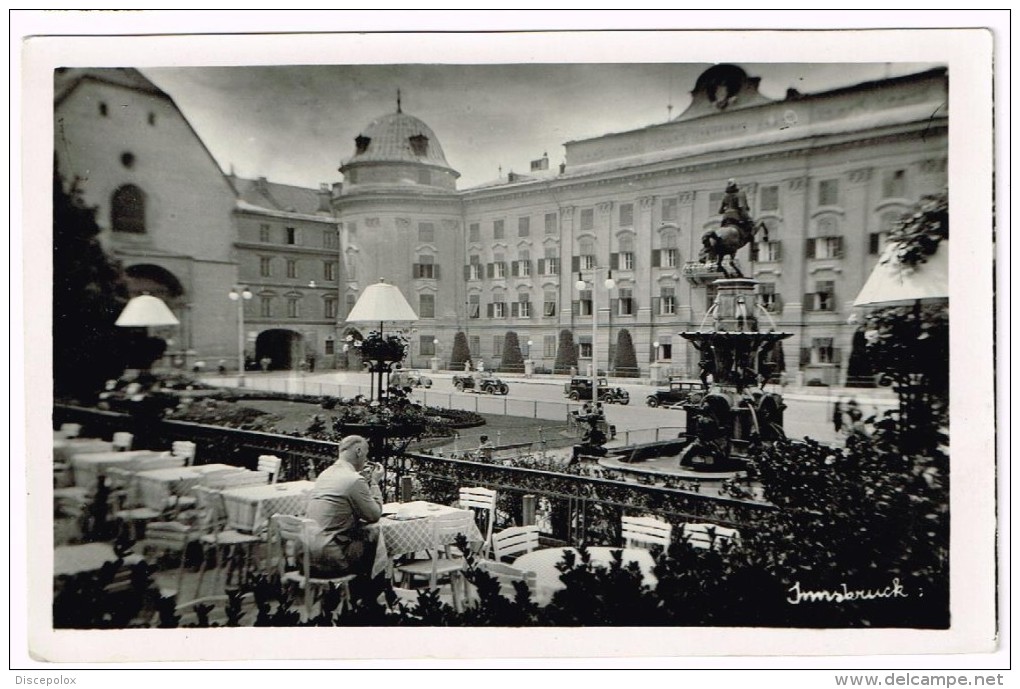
[449,331,471,370]
[53,163,130,401]
[553,329,578,374]
[613,329,639,377]
[500,331,525,373]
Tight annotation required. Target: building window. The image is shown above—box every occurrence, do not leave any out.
[882,169,906,199]
[414,255,437,279]
[287,298,300,318]
[545,212,557,234]
[760,185,779,212]
[807,236,845,260]
[469,223,480,242]
[260,257,272,277]
[759,282,780,313]
[518,299,532,319]
[654,230,679,268]
[469,335,480,357]
[409,134,429,156]
[419,293,435,319]
[490,301,507,319]
[812,337,836,364]
[324,298,337,319]
[617,288,634,316]
[110,185,146,233]
[616,235,635,271]
[869,232,887,255]
[355,135,371,154]
[420,335,435,357]
[467,255,482,281]
[752,241,783,263]
[120,152,135,169]
[805,281,837,312]
[619,203,634,227]
[286,227,297,245]
[579,340,593,359]
[324,229,338,248]
[518,217,530,237]
[492,253,507,279]
[544,290,557,317]
[260,224,271,242]
[660,286,676,315]
[324,261,337,281]
[260,296,272,318]
[544,335,557,358]
[514,249,531,278]
[580,208,594,231]
[541,248,560,276]
[662,197,677,223]
[818,179,840,207]
[493,219,505,240]
[493,335,504,357]
[468,294,480,319]
[286,260,297,279]
[325,339,335,355]
[578,289,593,316]
[417,169,431,186]
[579,238,596,270]
[418,222,435,243]
[99,102,108,117]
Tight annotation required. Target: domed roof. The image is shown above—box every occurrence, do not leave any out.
[343,111,456,172]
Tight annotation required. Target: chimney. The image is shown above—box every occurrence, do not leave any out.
[256,176,269,194]
[530,152,549,172]
[317,183,332,212]
[331,182,343,198]
[559,162,566,174]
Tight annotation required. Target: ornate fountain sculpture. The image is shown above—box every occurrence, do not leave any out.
[676,278,792,472]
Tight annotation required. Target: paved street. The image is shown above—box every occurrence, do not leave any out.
[211,369,897,448]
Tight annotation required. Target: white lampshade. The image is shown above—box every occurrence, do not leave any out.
[854,242,948,308]
[345,279,419,323]
[115,295,180,327]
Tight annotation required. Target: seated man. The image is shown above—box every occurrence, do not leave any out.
[305,435,383,577]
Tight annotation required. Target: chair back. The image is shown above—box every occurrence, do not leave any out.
[269,514,320,583]
[681,523,741,550]
[112,432,134,451]
[458,486,497,553]
[171,441,197,465]
[257,455,283,484]
[60,423,82,439]
[621,515,673,550]
[491,525,540,562]
[476,560,537,600]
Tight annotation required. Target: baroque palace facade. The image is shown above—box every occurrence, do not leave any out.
[55,64,947,382]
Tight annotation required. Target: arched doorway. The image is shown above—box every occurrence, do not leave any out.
[341,327,364,371]
[123,263,187,368]
[255,329,305,371]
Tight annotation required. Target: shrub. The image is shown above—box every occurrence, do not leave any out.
[449,331,471,370]
[500,332,525,373]
[613,329,639,377]
[553,330,578,374]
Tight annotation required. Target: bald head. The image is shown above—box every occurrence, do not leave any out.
[338,435,370,471]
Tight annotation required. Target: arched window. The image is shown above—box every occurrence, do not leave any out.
[111,185,146,234]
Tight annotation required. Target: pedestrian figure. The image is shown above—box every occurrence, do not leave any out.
[832,400,844,433]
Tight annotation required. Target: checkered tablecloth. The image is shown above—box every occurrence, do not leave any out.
[369,501,483,577]
[135,464,237,510]
[71,450,163,492]
[220,481,315,534]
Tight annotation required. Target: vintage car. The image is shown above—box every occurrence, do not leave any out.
[452,373,509,395]
[645,377,706,408]
[390,369,432,389]
[563,376,630,405]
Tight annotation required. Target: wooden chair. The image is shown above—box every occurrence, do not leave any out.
[395,510,478,611]
[490,524,541,563]
[621,515,673,550]
[475,560,537,601]
[142,520,200,601]
[458,486,497,557]
[60,423,82,438]
[112,432,134,452]
[110,468,166,541]
[681,523,741,551]
[193,486,263,592]
[171,441,197,465]
[257,455,283,484]
[269,514,356,619]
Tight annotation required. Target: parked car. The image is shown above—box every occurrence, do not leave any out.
[391,369,432,389]
[452,373,509,395]
[563,377,630,405]
[645,378,705,408]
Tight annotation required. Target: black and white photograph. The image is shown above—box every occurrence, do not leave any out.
[14,13,1002,672]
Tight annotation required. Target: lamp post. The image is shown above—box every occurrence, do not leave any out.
[228,286,253,386]
[575,268,615,407]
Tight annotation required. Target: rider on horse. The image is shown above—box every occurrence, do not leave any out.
[702,179,754,254]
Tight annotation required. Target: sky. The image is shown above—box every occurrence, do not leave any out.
[142,62,944,192]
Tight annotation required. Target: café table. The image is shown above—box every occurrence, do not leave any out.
[134,463,238,510]
[368,501,484,578]
[70,450,164,492]
[220,480,315,535]
[53,438,114,464]
[512,546,659,606]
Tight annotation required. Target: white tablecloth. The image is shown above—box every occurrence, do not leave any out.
[71,450,163,492]
[221,480,315,534]
[369,501,483,577]
[135,463,237,510]
[512,546,658,606]
[53,439,113,464]
[53,543,142,577]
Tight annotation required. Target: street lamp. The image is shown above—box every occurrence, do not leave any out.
[526,338,533,358]
[228,286,253,386]
[575,268,616,407]
[653,340,660,361]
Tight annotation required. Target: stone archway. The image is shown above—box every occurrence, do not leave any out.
[122,263,187,367]
[341,327,364,371]
[255,329,305,371]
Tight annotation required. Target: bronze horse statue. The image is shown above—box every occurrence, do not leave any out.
[699,180,770,277]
